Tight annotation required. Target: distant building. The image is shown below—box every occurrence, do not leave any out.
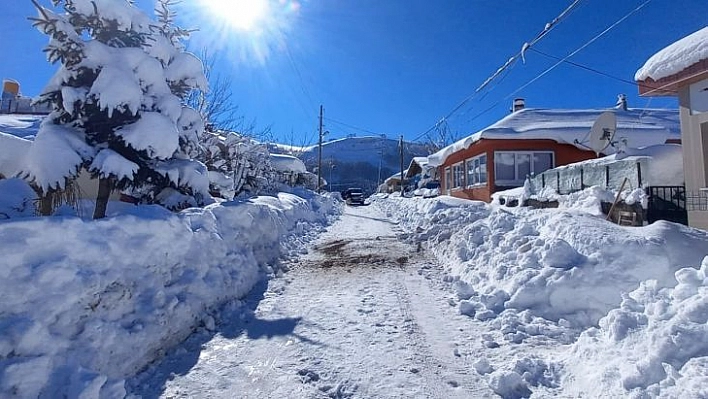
[1,79,51,115]
[636,26,708,230]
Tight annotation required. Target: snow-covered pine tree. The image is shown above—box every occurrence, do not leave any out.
[24,0,210,218]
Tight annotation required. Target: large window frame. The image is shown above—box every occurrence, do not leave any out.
[494,151,555,186]
[444,167,452,193]
[452,162,465,189]
[465,154,487,188]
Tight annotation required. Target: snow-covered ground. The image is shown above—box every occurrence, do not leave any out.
[0,190,340,398]
[3,109,708,397]
[372,192,708,398]
[128,205,499,398]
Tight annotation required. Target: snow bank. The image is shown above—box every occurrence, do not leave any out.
[0,114,43,139]
[376,195,708,329]
[562,256,708,398]
[372,192,708,397]
[635,26,708,81]
[0,133,31,178]
[0,178,37,219]
[0,192,341,398]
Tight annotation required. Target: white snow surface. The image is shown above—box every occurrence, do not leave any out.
[0,114,43,139]
[270,153,307,174]
[0,191,340,398]
[22,121,95,191]
[635,26,708,81]
[115,112,179,160]
[370,193,708,397]
[428,108,680,167]
[0,133,31,178]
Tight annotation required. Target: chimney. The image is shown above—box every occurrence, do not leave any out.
[512,98,525,113]
[616,94,628,111]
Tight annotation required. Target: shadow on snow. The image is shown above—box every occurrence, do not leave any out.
[125,276,323,398]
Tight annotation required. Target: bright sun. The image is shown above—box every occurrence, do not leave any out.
[200,0,270,31]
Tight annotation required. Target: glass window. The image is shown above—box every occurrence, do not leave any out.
[533,153,553,175]
[453,163,464,188]
[444,167,451,191]
[465,154,487,187]
[516,153,531,180]
[495,151,553,185]
[495,152,516,181]
[466,159,476,185]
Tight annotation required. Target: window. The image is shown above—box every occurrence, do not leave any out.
[494,151,554,185]
[465,154,487,187]
[452,162,464,188]
[444,167,451,192]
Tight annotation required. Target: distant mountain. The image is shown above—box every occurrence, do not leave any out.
[269,136,431,193]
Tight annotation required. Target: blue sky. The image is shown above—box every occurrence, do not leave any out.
[0,0,705,145]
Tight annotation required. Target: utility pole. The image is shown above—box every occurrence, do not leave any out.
[399,135,404,196]
[318,105,323,193]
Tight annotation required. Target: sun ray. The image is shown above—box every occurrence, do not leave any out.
[183,0,301,65]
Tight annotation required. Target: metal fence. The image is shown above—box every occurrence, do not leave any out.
[686,191,708,212]
[0,98,51,115]
[647,186,688,225]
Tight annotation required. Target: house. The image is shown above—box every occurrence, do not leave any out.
[381,171,405,193]
[428,100,681,202]
[635,26,708,230]
[1,79,51,115]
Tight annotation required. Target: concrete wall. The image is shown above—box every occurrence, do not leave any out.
[679,84,708,230]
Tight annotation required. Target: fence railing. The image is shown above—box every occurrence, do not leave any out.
[0,98,51,115]
[530,158,647,195]
[686,191,708,212]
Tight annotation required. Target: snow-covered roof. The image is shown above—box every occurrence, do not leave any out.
[635,26,708,82]
[428,108,680,167]
[411,156,429,167]
[270,153,307,174]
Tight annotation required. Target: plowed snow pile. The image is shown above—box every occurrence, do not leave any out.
[371,191,708,398]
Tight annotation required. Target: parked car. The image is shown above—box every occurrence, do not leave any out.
[342,188,365,205]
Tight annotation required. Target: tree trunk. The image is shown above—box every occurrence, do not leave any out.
[38,190,53,216]
[93,177,113,219]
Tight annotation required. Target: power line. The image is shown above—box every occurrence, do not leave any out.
[411,0,585,143]
[324,117,381,136]
[529,47,677,94]
[452,0,655,135]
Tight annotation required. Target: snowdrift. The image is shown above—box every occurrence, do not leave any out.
[0,192,340,398]
[372,192,708,397]
[563,257,708,397]
[377,195,708,329]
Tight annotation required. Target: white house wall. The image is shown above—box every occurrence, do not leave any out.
[679,86,708,230]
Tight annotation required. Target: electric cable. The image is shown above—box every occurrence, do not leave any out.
[411,0,585,143]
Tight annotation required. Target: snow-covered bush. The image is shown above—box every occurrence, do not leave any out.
[23,0,211,217]
[201,130,276,199]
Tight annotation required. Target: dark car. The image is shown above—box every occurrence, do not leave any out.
[342,188,365,205]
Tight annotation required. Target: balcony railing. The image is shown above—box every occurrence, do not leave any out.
[686,190,708,212]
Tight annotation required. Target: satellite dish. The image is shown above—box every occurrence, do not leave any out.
[575,111,617,157]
